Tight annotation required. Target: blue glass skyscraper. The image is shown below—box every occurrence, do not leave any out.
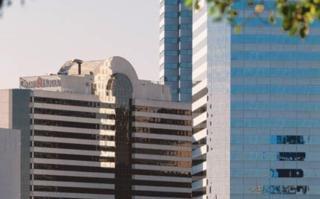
[160,0,192,102]
[192,0,320,198]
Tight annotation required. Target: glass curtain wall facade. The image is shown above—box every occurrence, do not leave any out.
[160,0,193,102]
[192,0,320,199]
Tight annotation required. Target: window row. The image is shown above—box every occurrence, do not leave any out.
[232,185,310,195]
[32,152,115,162]
[231,168,320,178]
[132,106,191,115]
[232,118,320,128]
[32,130,114,141]
[231,152,306,161]
[132,137,191,147]
[33,97,114,108]
[33,141,115,152]
[32,119,114,130]
[133,116,191,126]
[231,135,313,145]
[32,108,115,120]
[132,127,191,136]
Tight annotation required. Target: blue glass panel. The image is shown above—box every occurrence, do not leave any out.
[232,67,320,78]
[232,102,320,111]
[232,51,320,61]
[232,85,320,95]
[232,34,320,44]
[232,118,320,128]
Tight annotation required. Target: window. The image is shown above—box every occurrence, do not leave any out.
[278,152,305,161]
[270,169,304,178]
[262,185,309,195]
[272,135,305,144]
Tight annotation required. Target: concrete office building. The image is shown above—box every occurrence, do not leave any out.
[0,56,192,199]
[160,0,193,102]
[191,0,320,198]
[0,128,21,199]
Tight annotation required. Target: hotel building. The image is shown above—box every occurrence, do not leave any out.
[0,56,192,199]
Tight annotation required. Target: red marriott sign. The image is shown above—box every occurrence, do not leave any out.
[20,77,61,89]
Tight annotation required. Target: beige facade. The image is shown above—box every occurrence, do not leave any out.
[1,56,192,199]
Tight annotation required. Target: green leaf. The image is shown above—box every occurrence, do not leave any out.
[234,25,242,34]
[184,0,193,8]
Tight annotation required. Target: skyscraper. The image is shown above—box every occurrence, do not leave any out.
[192,1,320,198]
[160,0,193,102]
[0,56,192,199]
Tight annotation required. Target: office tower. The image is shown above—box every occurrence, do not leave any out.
[159,0,193,102]
[0,128,21,199]
[192,1,320,199]
[0,56,192,199]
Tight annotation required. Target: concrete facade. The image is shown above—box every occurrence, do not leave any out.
[1,56,192,199]
[0,128,21,199]
[0,90,31,199]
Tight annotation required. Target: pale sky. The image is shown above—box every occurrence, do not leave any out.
[0,0,159,89]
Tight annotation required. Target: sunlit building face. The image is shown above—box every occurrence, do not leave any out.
[0,56,193,199]
[191,0,320,198]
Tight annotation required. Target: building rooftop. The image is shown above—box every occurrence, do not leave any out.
[20,56,172,102]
